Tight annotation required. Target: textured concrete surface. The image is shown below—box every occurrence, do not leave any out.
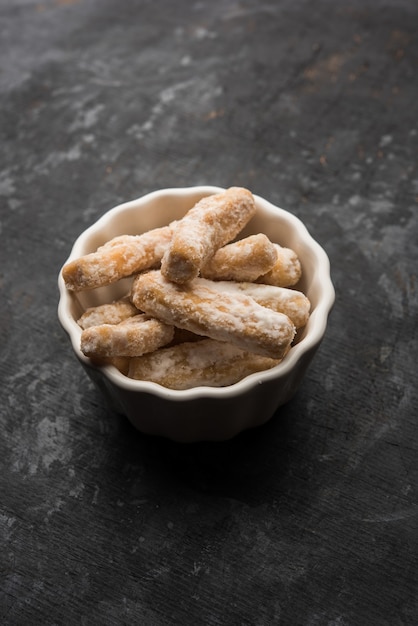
[1,1,417,624]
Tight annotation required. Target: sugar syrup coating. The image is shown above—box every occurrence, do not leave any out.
[257,244,302,287]
[200,234,278,282]
[80,314,174,358]
[210,281,310,329]
[77,297,138,329]
[128,338,281,389]
[62,224,175,291]
[160,187,257,284]
[131,271,296,360]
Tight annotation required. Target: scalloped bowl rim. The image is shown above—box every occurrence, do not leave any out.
[58,186,335,401]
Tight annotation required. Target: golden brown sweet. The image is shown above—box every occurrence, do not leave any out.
[80,314,174,358]
[131,271,295,359]
[77,297,138,329]
[200,234,278,282]
[160,187,256,284]
[257,244,302,287]
[210,281,310,329]
[128,338,281,389]
[63,224,175,291]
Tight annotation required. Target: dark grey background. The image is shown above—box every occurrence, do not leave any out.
[1,1,417,624]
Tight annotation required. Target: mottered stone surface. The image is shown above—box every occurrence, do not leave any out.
[1,1,417,624]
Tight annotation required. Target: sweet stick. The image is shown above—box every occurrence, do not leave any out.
[77,297,138,329]
[200,233,278,282]
[80,314,174,358]
[131,271,295,359]
[128,338,281,389]
[209,281,310,329]
[161,187,256,284]
[257,244,302,287]
[63,224,175,291]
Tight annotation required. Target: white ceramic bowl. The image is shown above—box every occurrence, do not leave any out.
[58,186,334,442]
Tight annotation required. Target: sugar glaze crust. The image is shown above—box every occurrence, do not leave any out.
[77,298,138,329]
[131,271,296,360]
[80,314,174,358]
[200,233,278,282]
[209,281,310,329]
[128,338,280,389]
[160,187,257,284]
[62,224,175,291]
[256,244,302,287]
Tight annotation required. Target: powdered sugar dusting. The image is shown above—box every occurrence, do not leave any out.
[128,338,280,389]
[161,187,256,283]
[132,271,295,359]
[257,244,302,287]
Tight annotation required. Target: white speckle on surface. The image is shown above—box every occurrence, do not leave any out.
[369,198,394,214]
[0,169,16,196]
[328,617,347,626]
[379,134,393,147]
[0,172,16,196]
[362,505,418,523]
[267,153,282,164]
[180,54,192,66]
[7,361,75,475]
[378,273,404,318]
[66,144,82,161]
[194,26,217,40]
[126,79,196,139]
[192,562,202,576]
[0,514,16,541]
[348,194,362,207]
[36,415,72,472]
[8,198,21,211]
[92,485,100,505]
[33,144,83,174]
[69,103,105,132]
[69,482,85,498]
[380,346,392,363]
[43,498,65,523]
